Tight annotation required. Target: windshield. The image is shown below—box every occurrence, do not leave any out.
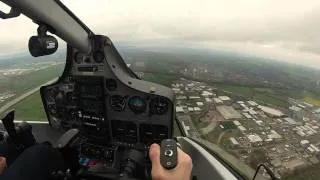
[1,0,320,179]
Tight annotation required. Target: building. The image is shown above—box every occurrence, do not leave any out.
[176,106,184,113]
[213,98,223,104]
[229,137,239,146]
[240,103,249,111]
[188,107,194,112]
[196,102,204,106]
[176,96,187,100]
[172,88,181,93]
[308,147,315,153]
[247,134,263,143]
[189,96,201,100]
[205,98,212,102]
[242,113,252,119]
[248,109,258,115]
[309,144,320,152]
[289,106,302,112]
[300,140,310,147]
[303,102,313,107]
[259,105,285,117]
[194,107,201,112]
[314,108,320,114]
[268,130,282,139]
[201,91,213,97]
[218,96,231,101]
[283,117,297,125]
[233,120,241,126]
[296,131,306,137]
[247,101,258,106]
[238,126,247,132]
[216,106,242,120]
[255,120,263,126]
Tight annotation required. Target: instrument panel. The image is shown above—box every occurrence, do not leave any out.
[41,35,174,145]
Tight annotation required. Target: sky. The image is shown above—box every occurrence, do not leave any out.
[0,0,320,68]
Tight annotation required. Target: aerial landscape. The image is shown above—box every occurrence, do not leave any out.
[0,44,320,179]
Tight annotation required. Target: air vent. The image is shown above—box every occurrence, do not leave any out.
[150,97,169,115]
[110,95,126,112]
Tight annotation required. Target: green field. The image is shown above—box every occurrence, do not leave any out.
[0,63,64,95]
[10,91,47,121]
[213,83,289,108]
[143,72,179,87]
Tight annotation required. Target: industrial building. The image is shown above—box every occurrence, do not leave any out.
[283,117,297,125]
[259,105,285,117]
[238,126,247,132]
[176,106,184,113]
[242,113,253,119]
[213,98,223,104]
[218,96,231,101]
[300,140,310,147]
[189,96,201,99]
[289,106,302,112]
[216,106,242,120]
[196,102,204,106]
[233,120,241,126]
[268,130,282,139]
[247,134,263,143]
[205,98,212,102]
[201,91,214,97]
[247,101,258,106]
[176,96,187,100]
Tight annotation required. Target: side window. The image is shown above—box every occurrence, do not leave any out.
[0,16,66,121]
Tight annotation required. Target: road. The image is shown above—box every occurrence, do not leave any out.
[217,130,228,145]
[0,77,58,117]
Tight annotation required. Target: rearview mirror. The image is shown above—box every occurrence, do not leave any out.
[252,164,279,180]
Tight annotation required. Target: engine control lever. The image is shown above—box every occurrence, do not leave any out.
[55,129,84,175]
[160,139,178,170]
[1,110,36,150]
[55,129,81,149]
[1,111,17,141]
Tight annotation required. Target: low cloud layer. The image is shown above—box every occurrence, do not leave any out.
[1,0,320,68]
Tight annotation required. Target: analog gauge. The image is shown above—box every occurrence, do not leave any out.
[45,89,56,102]
[128,96,146,114]
[106,79,117,91]
[55,91,65,104]
[94,50,105,63]
[84,57,91,63]
[74,52,83,64]
[150,97,169,115]
[48,104,57,115]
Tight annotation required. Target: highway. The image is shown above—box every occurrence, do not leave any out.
[0,77,58,117]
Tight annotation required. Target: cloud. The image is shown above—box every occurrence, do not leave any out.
[0,0,320,68]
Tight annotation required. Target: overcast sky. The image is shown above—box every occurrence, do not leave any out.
[1,0,320,68]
